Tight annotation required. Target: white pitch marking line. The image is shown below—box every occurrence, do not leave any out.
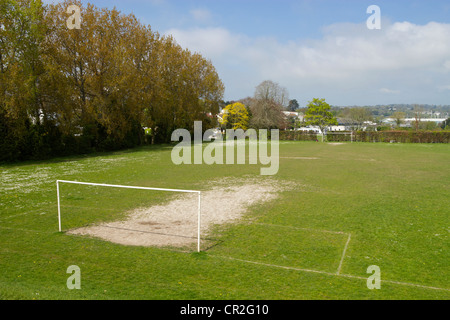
[0,208,47,221]
[337,233,352,275]
[213,255,450,292]
[250,222,348,235]
[0,225,48,233]
[214,255,338,277]
[248,223,353,276]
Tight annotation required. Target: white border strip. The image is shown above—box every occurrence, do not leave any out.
[56,180,202,252]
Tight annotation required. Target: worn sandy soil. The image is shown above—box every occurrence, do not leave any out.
[68,177,297,249]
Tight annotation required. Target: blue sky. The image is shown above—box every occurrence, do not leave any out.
[46,0,450,106]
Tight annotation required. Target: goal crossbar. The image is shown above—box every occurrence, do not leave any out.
[56,180,202,252]
[324,131,354,143]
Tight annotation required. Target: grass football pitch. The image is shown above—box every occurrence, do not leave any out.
[0,141,449,299]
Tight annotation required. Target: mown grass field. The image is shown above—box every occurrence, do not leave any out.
[0,141,449,300]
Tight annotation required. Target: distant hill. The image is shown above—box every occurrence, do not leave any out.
[331,104,450,119]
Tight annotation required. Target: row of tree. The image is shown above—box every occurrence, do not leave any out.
[221,80,289,131]
[220,80,337,134]
[0,0,224,161]
[218,79,450,135]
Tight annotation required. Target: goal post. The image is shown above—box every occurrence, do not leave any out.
[326,131,354,143]
[56,180,202,252]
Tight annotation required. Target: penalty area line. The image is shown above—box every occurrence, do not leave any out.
[211,255,450,292]
[0,225,50,234]
[0,208,50,221]
[337,233,351,275]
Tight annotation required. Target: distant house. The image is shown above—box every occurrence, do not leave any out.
[282,111,304,122]
[296,126,322,133]
[382,118,396,125]
[383,117,447,128]
[328,125,347,132]
[336,118,357,131]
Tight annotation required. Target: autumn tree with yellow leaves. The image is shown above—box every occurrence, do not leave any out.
[0,0,224,160]
[221,102,249,131]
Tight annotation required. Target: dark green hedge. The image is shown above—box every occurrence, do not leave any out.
[353,131,450,143]
[0,118,145,163]
[279,131,321,142]
[279,130,450,143]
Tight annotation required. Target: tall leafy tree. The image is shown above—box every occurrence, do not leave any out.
[287,99,300,112]
[392,111,405,127]
[441,118,450,130]
[342,107,373,130]
[304,98,338,138]
[0,0,49,159]
[0,0,225,159]
[221,102,249,130]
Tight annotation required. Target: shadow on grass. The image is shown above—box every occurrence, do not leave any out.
[0,143,174,169]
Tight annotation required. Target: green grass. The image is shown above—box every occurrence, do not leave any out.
[0,141,449,300]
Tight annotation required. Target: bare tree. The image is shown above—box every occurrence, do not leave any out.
[249,80,288,129]
[342,107,373,130]
[253,80,289,106]
[413,104,422,131]
[392,111,406,127]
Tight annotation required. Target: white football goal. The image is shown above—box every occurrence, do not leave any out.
[325,131,354,143]
[56,180,202,252]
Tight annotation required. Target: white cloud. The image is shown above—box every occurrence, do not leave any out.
[190,8,213,24]
[438,85,450,91]
[380,88,400,94]
[444,60,450,70]
[165,21,450,105]
[166,27,242,57]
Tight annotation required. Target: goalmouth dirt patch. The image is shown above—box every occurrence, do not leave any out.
[68,178,297,249]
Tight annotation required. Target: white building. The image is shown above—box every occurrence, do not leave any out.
[404,118,446,124]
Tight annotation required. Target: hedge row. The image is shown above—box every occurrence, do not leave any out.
[0,118,145,162]
[279,131,450,143]
[353,131,450,143]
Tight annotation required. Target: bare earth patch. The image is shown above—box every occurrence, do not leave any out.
[68,178,296,249]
